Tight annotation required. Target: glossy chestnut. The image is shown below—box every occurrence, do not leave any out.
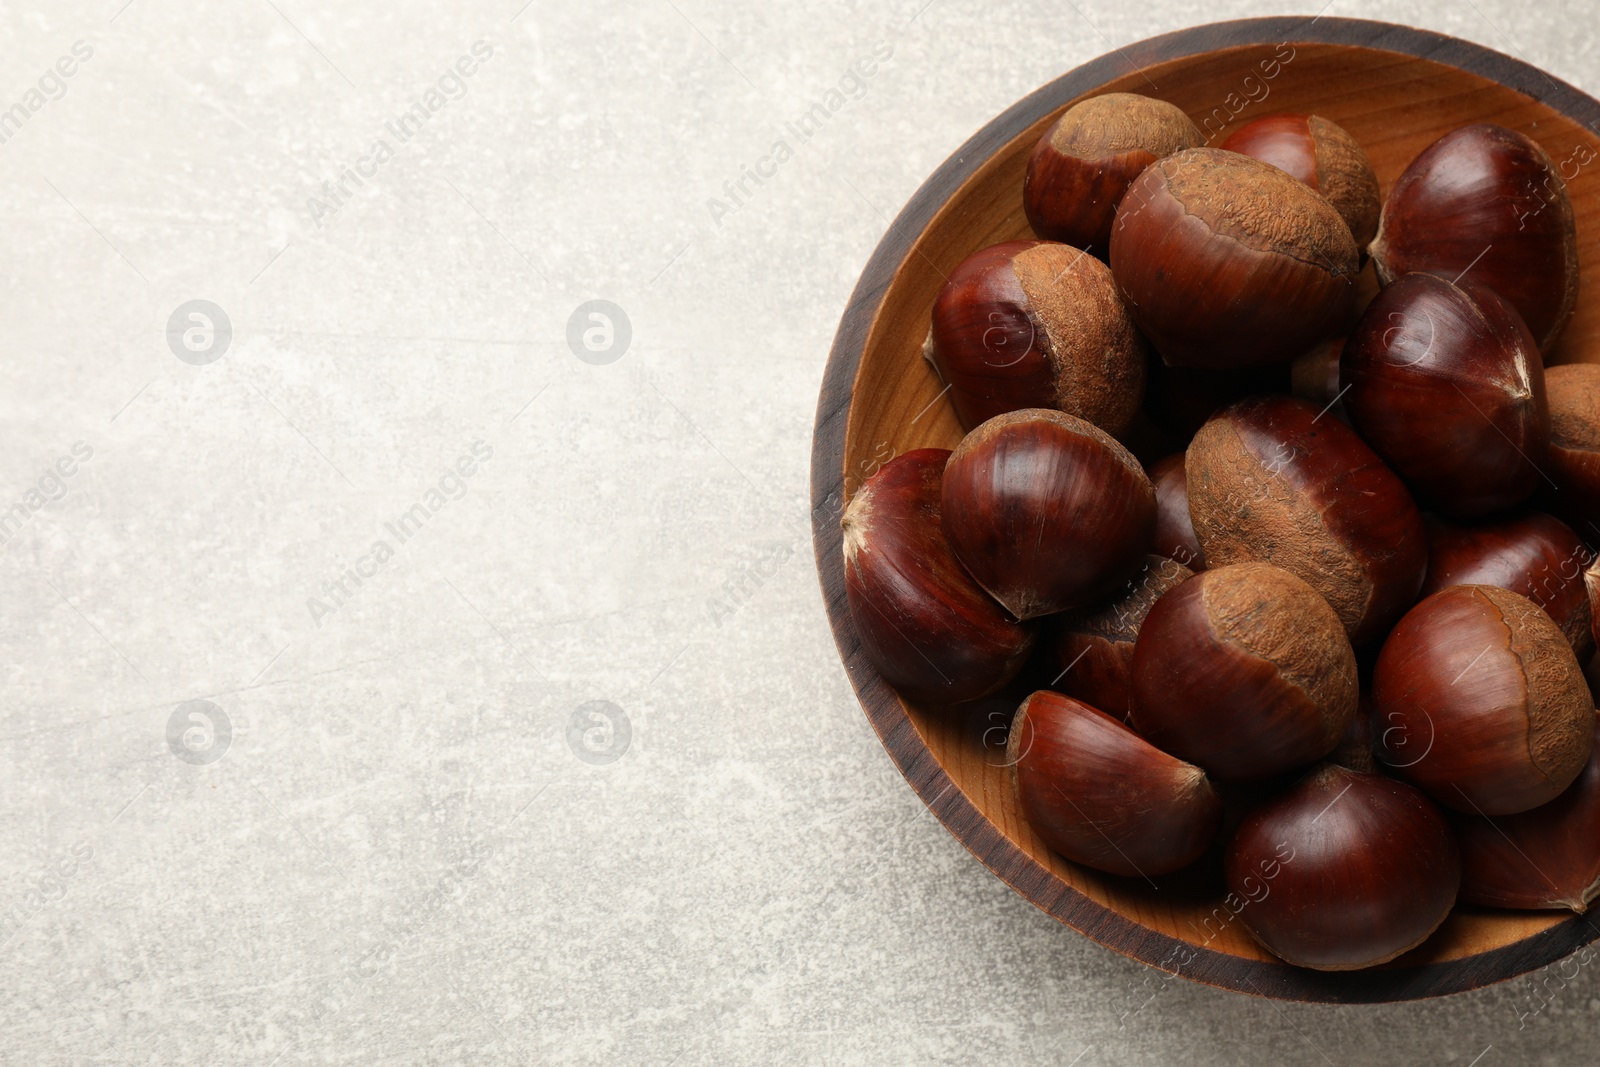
[1220,113,1381,247]
[1543,363,1600,538]
[1149,454,1205,570]
[842,449,1035,705]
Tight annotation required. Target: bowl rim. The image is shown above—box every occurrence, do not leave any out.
[809,14,1600,1003]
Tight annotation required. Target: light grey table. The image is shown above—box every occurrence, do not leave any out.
[2,0,1596,1063]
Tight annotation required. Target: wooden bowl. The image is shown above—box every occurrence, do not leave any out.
[810,16,1600,1002]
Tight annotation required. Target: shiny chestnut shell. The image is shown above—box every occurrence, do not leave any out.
[942,409,1155,620]
[1109,148,1359,369]
[926,241,1146,434]
[1373,584,1594,815]
[841,449,1035,704]
[1186,395,1428,645]
[1149,454,1204,570]
[1342,273,1548,517]
[1219,113,1381,247]
[1226,764,1460,971]
[1010,690,1221,877]
[1543,364,1600,539]
[1370,123,1579,353]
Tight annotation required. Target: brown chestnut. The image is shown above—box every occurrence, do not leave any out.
[1421,512,1595,661]
[1370,123,1578,353]
[1149,454,1204,569]
[1373,584,1594,815]
[942,409,1155,620]
[1342,272,1549,516]
[1543,363,1600,539]
[1130,562,1358,780]
[1023,93,1204,253]
[1010,690,1221,877]
[1186,395,1428,645]
[842,449,1035,705]
[1226,763,1460,971]
[926,241,1147,434]
[1288,335,1347,420]
[1041,555,1193,721]
[1454,712,1600,912]
[1109,147,1359,369]
[1219,113,1381,247]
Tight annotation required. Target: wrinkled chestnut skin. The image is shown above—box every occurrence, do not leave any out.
[942,409,1155,620]
[1186,395,1428,646]
[926,241,1147,434]
[1343,273,1549,516]
[1041,555,1193,721]
[1149,454,1205,570]
[1371,123,1579,353]
[1110,148,1359,369]
[1422,512,1595,661]
[1226,764,1460,971]
[1542,364,1600,539]
[1220,113,1381,247]
[1454,713,1600,913]
[1373,585,1594,815]
[842,450,1035,705]
[1010,691,1221,877]
[1023,93,1204,254]
[1130,562,1359,780]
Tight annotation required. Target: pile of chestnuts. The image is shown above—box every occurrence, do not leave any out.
[842,92,1600,972]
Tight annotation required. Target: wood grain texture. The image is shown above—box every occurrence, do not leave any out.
[810,17,1600,1003]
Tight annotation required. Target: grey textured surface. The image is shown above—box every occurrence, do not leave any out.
[3,0,1599,1063]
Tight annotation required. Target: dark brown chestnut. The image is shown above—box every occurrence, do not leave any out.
[1342,272,1549,516]
[926,241,1147,434]
[1219,113,1381,247]
[1010,690,1221,877]
[1041,555,1193,721]
[1109,147,1359,369]
[1130,562,1358,780]
[1288,335,1347,420]
[1225,763,1460,970]
[1149,454,1204,570]
[1421,512,1595,661]
[1186,395,1428,645]
[842,449,1035,705]
[1543,364,1600,539]
[1373,585,1594,815]
[942,409,1155,620]
[1454,712,1600,913]
[1023,93,1204,253]
[1370,123,1578,353]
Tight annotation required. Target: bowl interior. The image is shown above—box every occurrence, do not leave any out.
[834,31,1600,997]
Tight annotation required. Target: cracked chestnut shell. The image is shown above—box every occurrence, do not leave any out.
[1226,764,1460,971]
[842,449,1035,705]
[1220,113,1381,247]
[1543,364,1600,538]
[1130,562,1359,780]
[926,240,1147,434]
[1109,147,1359,369]
[1342,273,1549,517]
[1010,690,1221,877]
[1023,93,1204,254]
[1186,395,1428,645]
[1370,123,1579,353]
[942,409,1155,620]
[1373,584,1594,815]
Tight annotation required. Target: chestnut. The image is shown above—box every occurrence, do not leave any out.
[1186,395,1429,645]
[1130,562,1358,780]
[1149,454,1204,569]
[926,241,1147,434]
[1041,555,1193,721]
[1421,512,1595,661]
[1023,93,1204,253]
[1109,147,1359,369]
[1543,363,1600,538]
[1453,713,1600,912]
[1288,335,1347,421]
[1370,123,1578,353]
[1219,113,1381,247]
[1373,584,1594,815]
[1342,273,1549,516]
[942,409,1155,620]
[842,449,1035,705]
[1010,690,1221,877]
[1226,763,1460,971]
